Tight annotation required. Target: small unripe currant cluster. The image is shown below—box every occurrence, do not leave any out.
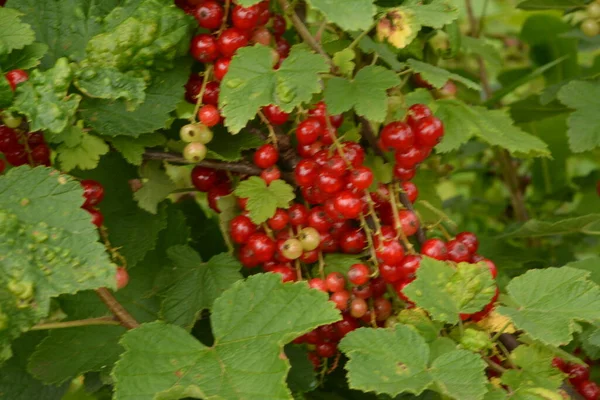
[0,125,51,172]
[80,179,105,228]
[581,0,600,37]
[552,358,599,400]
[177,0,290,163]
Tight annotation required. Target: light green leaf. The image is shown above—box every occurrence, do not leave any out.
[324,65,400,122]
[434,99,550,157]
[306,0,376,31]
[234,177,295,224]
[460,36,502,67]
[518,0,586,10]
[220,45,329,133]
[0,166,115,360]
[57,131,110,172]
[357,35,406,71]
[401,0,459,29]
[364,149,393,185]
[580,323,600,359]
[0,8,35,55]
[333,48,356,77]
[0,42,48,70]
[109,132,166,166]
[11,57,81,134]
[407,59,480,90]
[81,59,191,137]
[566,257,600,285]
[27,325,126,385]
[497,267,600,346]
[206,127,264,161]
[430,349,487,400]
[557,80,600,153]
[161,246,242,330]
[339,325,432,396]
[403,257,497,324]
[113,273,341,400]
[499,214,600,238]
[397,309,444,343]
[74,67,146,106]
[0,74,13,108]
[500,344,564,393]
[133,161,176,214]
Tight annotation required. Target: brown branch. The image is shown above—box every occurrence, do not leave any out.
[95,288,140,330]
[276,0,334,69]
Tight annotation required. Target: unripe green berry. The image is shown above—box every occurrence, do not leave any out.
[281,238,303,260]
[183,142,207,163]
[588,2,600,18]
[2,112,22,129]
[581,19,600,37]
[180,123,213,144]
[299,227,320,251]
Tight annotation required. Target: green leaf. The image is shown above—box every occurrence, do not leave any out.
[324,65,400,122]
[497,267,600,346]
[81,59,191,137]
[109,132,166,166]
[57,131,110,172]
[509,96,569,124]
[434,99,550,157]
[401,0,459,30]
[0,74,13,108]
[339,325,487,399]
[403,258,497,324]
[499,214,600,238]
[396,309,444,343]
[407,59,480,90]
[220,45,329,133]
[82,0,194,73]
[133,161,176,214]
[557,80,600,153]
[74,67,146,106]
[323,253,363,275]
[500,344,564,393]
[0,42,48,71]
[460,36,502,67]
[566,257,600,285]
[206,126,264,161]
[306,0,376,31]
[161,246,243,330]
[0,166,115,359]
[0,332,69,400]
[429,349,488,400]
[27,325,126,385]
[580,323,600,359]
[11,57,80,134]
[517,0,586,10]
[0,8,35,55]
[113,273,341,400]
[234,177,295,224]
[333,48,356,77]
[286,345,318,393]
[357,35,406,71]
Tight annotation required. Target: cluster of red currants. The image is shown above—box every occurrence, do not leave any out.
[80,179,105,228]
[190,165,233,212]
[0,125,51,173]
[552,358,599,400]
[177,0,289,163]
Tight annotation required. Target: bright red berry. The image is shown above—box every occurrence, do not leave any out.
[288,204,308,226]
[455,231,479,254]
[325,272,346,292]
[348,166,374,190]
[323,155,347,177]
[307,206,333,233]
[213,57,231,81]
[399,210,419,236]
[333,190,362,219]
[342,142,365,167]
[116,267,129,290]
[262,104,289,125]
[81,179,104,208]
[308,278,328,292]
[268,209,289,231]
[231,4,260,30]
[379,263,403,283]
[567,363,590,385]
[339,229,366,254]
[552,357,568,372]
[198,104,220,127]
[394,146,427,169]
[191,166,218,192]
[202,81,220,106]
[330,290,350,311]
[406,104,432,128]
[5,69,28,91]
[272,15,286,37]
[316,171,343,194]
[380,121,414,152]
[217,28,249,58]
[296,118,323,145]
[295,159,319,186]
[247,233,276,263]
[230,215,257,244]
[253,144,279,169]
[578,381,600,400]
[446,239,471,262]
[308,101,344,129]
[261,166,281,184]
[376,239,404,266]
[207,183,232,212]
[421,238,448,260]
[401,181,418,203]
[190,34,219,63]
[194,0,224,30]
[393,164,416,181]
[315,342,337,358]
[348,263,370,285]
[86,207,104,228]
[398,255,421,279]
[414,116,444,147]
[271,265,296,282]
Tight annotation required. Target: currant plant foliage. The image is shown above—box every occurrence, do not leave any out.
[0,0,600,399]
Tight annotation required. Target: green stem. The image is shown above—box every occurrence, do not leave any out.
[30,317,120,330]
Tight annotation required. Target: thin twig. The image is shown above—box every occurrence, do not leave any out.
[483,356,508,373]
[30,317,120,330]
[95,288,140,330]
[277,0,334,68]
[144,151,262,174]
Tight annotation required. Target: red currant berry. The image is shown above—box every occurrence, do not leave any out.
[230,215,257,244]
[0,125,20,153]
[323,155,347,177]
[350,297,368,318]
[213,57,231,81]
[455,231,479,254]
[191,166,218,192]
[324,198,346,222]
[295,159,319,187]
[276,37,290,58]
[339,229,366,254]
[0,159,4,174]
[333,190,362,219]
[297,141,323,158]
[207,183,232,212]
[421,238,448,260]
[342,142,365,167]
[261,165,281,184]
[116,267,129,290]
[262,104,289,125]
[5,69,28,91]
[202,81,220,106]
[315,342,337,358]
[446,239,471,262]
[394,280,413,302]
[399,210,419,236]
[232,4,260,30]
[288,203,308,226]
[247,233,276,263]
[394,146,426,169]
[401,181,419,203]
[578,381,600,400]
[380,121,414,152]
[482,259,497,279]
[198,104,220,127]
[194,0,224,30]
[253,143,279,169]
[268,209,289,231]
[4,148,28,166]
[414,116,444,147]
[406,104,432,128]
[379,263,403,283]
[552,357,568,372]
[256,1,271,25]
[398,255,421,279]
[316,171,343,194]
[296,118,323,145]
[185,74,203,104]
[393,164,416,181]
[376,239,405,266]
[370,276,387,298]
[217,28,249,58]
[348,166,374,190]
[374,297,392,321]
[271,265,296,282]
[326,272,346,292]
[272,15,286,37]
[27,132,45,147]
[335,314,360,338]
[330,290,350,311]
[307,206,333,233]
[31,144,50,166]
[319,231,339,253]
[308,278,328,292]
[348,263,370,285]
[567,363,590,385]
[86,207,104,228]
[81,179,104,208]
[308,101,344,129]
[190,34,219,63]
[300,248,319,264]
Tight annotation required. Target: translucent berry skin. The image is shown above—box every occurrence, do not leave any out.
[393,164,416,181]
[398,210,419,236]
[81,179,104,208]
[276,37,291,58]
[262,104,289,125]
[253,144,279,169]
[191,166,218,192]
[380,121,414,152]
[202,81,220,106]
[268,209,289,231]
[308,278,328,292]
[217,28,249,58]
[326,272,346,292]
[194,0,224,30]
[190,34,219,63]
[421,238,448,260]
[348,166,373,190]
[339,229,366,254]
[308,101,344,129]
[333,190,362,219]
[198,104,220,127]
[376,239,404,266]
[272,15,287,37]
[295,159,319,186]
[401,181,419,203]
[87,208,104,228]
[246,233,276,263]
[394,146,427,169]
[5,69,28,91]
[406,104,432,128]
[578,381,600,400]
[207,183,232,212]
[288,204,308,226]
[455,231,479,253]
[567,363,590,386]
[446,239,471,262]
[330,290,350,311]
[231,4,260,30]
[414,116,444,147]
[116,267,130,290]
[296,118,323,145]
[379,263,403,283]
[213,58,231,81]
[348,263,370,285]
[230,215,257,244]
